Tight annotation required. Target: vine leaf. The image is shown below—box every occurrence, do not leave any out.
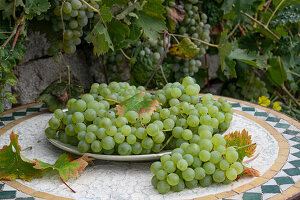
[34,154,92,181]
[0,131,43,181]
[100,6,113,23]
[143,0,166,21]
[169,38,200,59]
[115,92,161,116]
[134,11,166,40]
[86,21,114,56]
[24,0,51,20]
[224,129,257,162]
[266,57,287,87]
[242,167,260,177]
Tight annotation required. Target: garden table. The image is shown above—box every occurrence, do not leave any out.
[0,97,299,200]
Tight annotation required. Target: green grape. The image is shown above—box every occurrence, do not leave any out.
[208,106,218,117]
[100,118,112,129]
[71,0,82,10]
[163,118,175,129]
[106,126,117,136]
[209,151,221,164]
[49,117,61,130]
[187,115,200,127]
[73,99,86,112]
[183,154,194,166]
[161,154,171,163]
[182,76,195,87]
[231,162,243,174]
[209,118,219,128]
[172,147,184,155]
[192,157,202,168]
[91,140,102,153]
[225,113,233,123]
[72,112,84,123]
[160,109,170,119]
[167,173,180,186]
[62,2,72,14]
[199,175,212,187]
[74,122,86,133]
[226,168,237,180]
[116,116,128,127]
[189,134,201,144]
[157,180,170,194]
[114,132,125,144]
[153,131,165,144]
[182,129,193,140]
[151,176,159,188]
[213,169,225,183]
[132,142,142,154]
[221,102,232,113]
[77,131,86,141]
[203,162,216,175]
[84,109,96,121]
[126,134,137,144]
[171,179,185,192]
[186,143,200,157]
[163,160,176,173]
[141,137,154,149]
[156,169,167,180]
[215,145,226,155]
[171,88,182,98]
[225,149,239,163]
[194,167,206,180]
[125,111,139,124]
[185,179,198,189]
[169,98,180,107]
[102,136,115,150]
[182,168,195,181]
[212,134,226,146]
[118,142,132,155]
[65,124,76,136]
[45,127,57,138]
[135,127,147,139]
[216,112,225,123]
[199,129,212,140]
[151,161,163,175]
[198,139,213,151]
[140,113,151,124]
[85,132,96,143]
[146,123,159,136]
[177,159,189,171]
[199,150,211,162]
[153,120,164,130]
[185,85,199,96]
[171,152,183,164]
[87,124,97,132]
[172,127,183,138]
[219,159,230,170]
[54,109,64,120]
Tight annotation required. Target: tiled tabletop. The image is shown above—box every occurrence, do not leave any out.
[0,98,299,200]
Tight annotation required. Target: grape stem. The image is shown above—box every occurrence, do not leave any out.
[10,22,23,51]
[59,175,76,193]
[169,33,219,48]
[103,98,120,104]
[159,135,174,152]
[162,129,172,132]
[1,16,24,50]
[120,49,131,60]
[21,146,32,151]
[266,0,286,27]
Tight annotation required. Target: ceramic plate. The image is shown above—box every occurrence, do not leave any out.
[47,138,172,161]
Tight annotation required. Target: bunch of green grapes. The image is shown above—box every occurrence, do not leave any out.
[222,75,269,102]
[45,76,233,155]
[48,0,100,54]
[150,136,242,194]
[169,0,211,81]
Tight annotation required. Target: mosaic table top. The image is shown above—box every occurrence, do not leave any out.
[0,97,299,200]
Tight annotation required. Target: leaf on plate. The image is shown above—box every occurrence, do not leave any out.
[241,167,260,177]
[169,38,200,59]
[115,92,161,116]
[34,154,92,181]
[224,129,257,161]
[0,131,43,181]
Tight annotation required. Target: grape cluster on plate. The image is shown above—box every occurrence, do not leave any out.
[45,77,233,156]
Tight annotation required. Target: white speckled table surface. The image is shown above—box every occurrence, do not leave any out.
[0,98,299,200]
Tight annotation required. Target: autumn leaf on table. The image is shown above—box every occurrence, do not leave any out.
[242,167,260,177]
[224,129,257,162]
[169,38,200,59]
[34,153,92,181]
[0,131,42,181]
[115,92,161,116]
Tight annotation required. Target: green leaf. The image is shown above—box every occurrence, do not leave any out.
[266,57,287,87]
[0,98,4,113]
[117,24,142,49]
[134,11,166,40]
[115,92,161,116]
[24,0,51,20]
[0,131,43,181]
[86,22,114,56]
[3,91,17,104]
[34,153,91,181]
[102,0,130,7]
[108,19,130,49]
[169,38,200,59]
[142,0,166,21]
[218,31,234,77]
[270,4,300,27]
[100,6,113,22]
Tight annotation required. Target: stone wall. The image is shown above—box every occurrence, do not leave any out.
[6,31,221,109]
